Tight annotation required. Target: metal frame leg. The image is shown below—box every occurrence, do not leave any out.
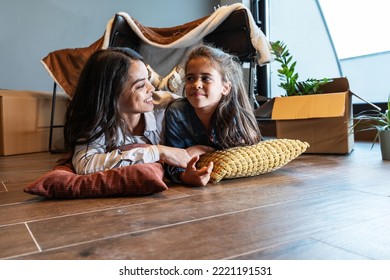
[49,82,65,153]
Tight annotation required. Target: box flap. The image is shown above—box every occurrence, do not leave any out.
[272,92,348,120]
[321,77,349,93]
[255,98,274,119]
[320,77,380,110]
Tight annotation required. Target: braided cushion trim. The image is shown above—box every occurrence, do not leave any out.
[196,138,309,183]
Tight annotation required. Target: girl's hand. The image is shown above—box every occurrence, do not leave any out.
[179,155,214,187]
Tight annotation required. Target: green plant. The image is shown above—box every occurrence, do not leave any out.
[270,40,331,96]
[351,94,390,146]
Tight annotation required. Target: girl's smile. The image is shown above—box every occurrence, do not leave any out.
[185,56,230,110]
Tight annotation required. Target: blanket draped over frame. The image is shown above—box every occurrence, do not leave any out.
[42,3,271,97]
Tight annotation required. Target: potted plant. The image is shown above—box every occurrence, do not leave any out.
[352,95,390,160]
[270,40,332,96]
[256,40,354,154]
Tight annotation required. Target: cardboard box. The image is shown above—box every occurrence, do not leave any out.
[256,77,354,154]
[0,90,68,156]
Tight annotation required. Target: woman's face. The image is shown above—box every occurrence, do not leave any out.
[119,60,155,115]
[185,56,231,111]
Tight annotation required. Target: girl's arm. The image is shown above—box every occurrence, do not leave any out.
[163,105,214,185]
[163,106,189,183]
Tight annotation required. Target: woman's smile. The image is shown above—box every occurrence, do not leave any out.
[144,96,154,104]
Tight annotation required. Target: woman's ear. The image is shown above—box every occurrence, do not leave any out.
[222,81,232,96]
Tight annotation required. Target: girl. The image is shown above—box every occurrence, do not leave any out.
[164,45,262,187]
[62,47,200,174]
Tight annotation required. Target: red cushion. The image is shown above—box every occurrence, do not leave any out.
[24,144,168,199]
[24,163,167,199]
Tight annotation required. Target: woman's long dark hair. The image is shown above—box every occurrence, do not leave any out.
[62,47,144,159]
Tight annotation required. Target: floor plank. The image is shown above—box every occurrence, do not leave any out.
[13,188,390,259]
[313,214,390,260]
[0,224,39,259]
[230,238,368,260]
[1,142,389,260]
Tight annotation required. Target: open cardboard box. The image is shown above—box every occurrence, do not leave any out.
[256,77,359,154]
[0,90,68,156]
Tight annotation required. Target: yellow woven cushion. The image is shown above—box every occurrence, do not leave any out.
[196,138,309,183]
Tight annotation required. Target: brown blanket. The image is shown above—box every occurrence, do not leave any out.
[42,3,271,97]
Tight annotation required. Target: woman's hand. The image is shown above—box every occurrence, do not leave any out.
[157,145,191,168]
[186,145,215,158]
[179,155,214,187]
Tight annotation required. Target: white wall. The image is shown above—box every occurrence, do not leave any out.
[268,0,341,97]
[340,52,390,103]
[0,0,219,92]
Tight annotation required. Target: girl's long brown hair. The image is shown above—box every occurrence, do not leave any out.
[185,45,262,148]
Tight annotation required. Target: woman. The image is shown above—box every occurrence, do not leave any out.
[62,47,207,174]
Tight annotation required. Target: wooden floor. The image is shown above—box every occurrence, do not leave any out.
[1,141,389,260]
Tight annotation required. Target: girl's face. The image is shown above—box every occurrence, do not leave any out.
[119,60,155,115]
[185,56,231,111]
